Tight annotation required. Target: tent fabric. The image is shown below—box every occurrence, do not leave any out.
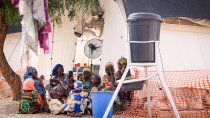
[37,17,78,80]
[121,0,210,20]
[99,0,127,76]
[4,16,78,81]
[180,17,210,27]
[99,0,210,76]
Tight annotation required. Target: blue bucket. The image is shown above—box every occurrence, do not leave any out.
[91,91,113,118]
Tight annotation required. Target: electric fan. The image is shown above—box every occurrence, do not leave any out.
[84,38,102,71]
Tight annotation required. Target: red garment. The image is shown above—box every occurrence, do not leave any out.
[103,74,112,87]
[37,94,42,105]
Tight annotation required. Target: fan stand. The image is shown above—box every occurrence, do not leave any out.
[90,50,93,72]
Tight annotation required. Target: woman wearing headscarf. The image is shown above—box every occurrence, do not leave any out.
[51,64,70,97]
[23,67,48,112]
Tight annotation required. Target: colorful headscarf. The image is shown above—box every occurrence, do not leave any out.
[52,64,63,76]
[74,81,83,90]
[23,67,37,81]
[118,57,127,66]
[23,78,36,90]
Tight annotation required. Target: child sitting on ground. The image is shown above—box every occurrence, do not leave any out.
[65,81,92,117]
[82,68,92,92]
[47,83,66,115]
[18,78,40,114]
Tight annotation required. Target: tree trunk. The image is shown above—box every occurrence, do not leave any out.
[0,15,22,101]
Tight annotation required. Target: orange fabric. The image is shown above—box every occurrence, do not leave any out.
[116,69,210,118]
[23,78,35,90]
[37,94,42,105]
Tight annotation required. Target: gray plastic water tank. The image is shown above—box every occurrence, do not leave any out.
[128,12,162,63]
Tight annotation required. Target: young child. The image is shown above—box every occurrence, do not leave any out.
[65,81,91,117]
[91,74,102,91]
[102,62,115,91]
[77,73,83,81]
[48,84,66,115]
[102,62,127,111]
[18,78,40,114]
[82,68,92,92]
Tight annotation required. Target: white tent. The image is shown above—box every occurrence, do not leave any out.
[4,0,210,81]
[5,16,78,81]
[99,0,210,76]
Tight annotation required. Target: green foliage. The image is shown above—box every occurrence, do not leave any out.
[49,0,101,26]
[48,0,65,27]
[0,0,21,25]
[0,0,101,26]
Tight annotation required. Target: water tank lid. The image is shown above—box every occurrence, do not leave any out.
[128,12,162,21]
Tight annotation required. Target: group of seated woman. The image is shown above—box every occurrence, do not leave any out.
[18,57,131,116]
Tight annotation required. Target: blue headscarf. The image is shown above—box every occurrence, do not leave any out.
[23,66,46,94]
[52,64,63,76]
[72,81,83,93]
[23,67,37,81]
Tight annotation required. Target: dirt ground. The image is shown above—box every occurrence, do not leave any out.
[0,98,137,118]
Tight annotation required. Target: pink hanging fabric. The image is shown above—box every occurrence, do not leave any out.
[11,0,19,7]
[38,0,51,54]
[0,0,3,7]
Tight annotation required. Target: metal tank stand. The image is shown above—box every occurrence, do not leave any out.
[103,41,180,118]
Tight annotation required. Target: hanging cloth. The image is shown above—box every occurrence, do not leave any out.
[11,0,20,7]
[38,0,51,54]
[19,0,46,67]
[0,0,3,7]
